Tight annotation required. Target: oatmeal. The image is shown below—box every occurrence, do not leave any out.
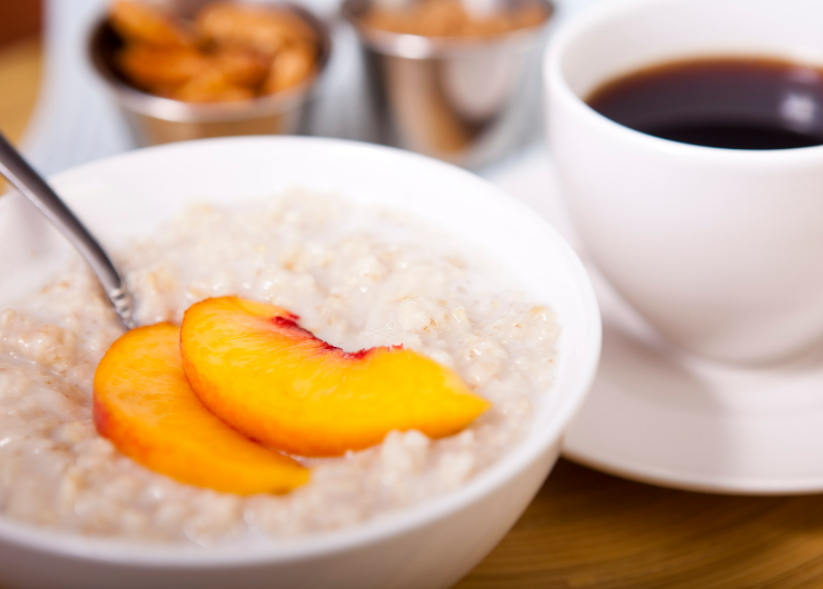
[0,191,559,544]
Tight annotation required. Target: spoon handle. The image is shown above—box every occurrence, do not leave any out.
[0,132,136,329]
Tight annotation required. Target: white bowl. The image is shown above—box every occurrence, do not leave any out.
[0,137,600,589]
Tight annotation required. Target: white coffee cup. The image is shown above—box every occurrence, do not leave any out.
[545,0,823,364]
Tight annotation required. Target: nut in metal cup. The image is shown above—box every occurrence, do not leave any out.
[343,0,552,168]
[88,3,331,147]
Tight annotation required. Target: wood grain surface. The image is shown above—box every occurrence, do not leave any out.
[2,37,823,589]
[0,36,41,144]
[0,1,41,47]
[456,460,823,588]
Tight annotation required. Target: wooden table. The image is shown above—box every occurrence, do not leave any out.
[0,37,41,145]
[3,37,823,589]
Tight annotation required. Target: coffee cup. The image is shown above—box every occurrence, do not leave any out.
[545,0,823,364]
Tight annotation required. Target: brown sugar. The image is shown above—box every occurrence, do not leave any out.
[360,0,549,38]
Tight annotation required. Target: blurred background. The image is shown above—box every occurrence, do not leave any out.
[0,0,608,178]
[0,0,41,144]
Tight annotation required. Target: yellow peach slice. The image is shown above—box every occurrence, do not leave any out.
[166,69,255,103]
[263,42,316,94]
[93,323,308,494]
[196,3,317,58]
[116,45,210,90]
[109,0,196,47]
[180,297,490,457]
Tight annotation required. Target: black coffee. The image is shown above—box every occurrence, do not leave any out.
[587,57,823,150]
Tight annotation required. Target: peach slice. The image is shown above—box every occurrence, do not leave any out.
[109,0,196,47]
[180,297,490,457]
[196,3,318,58]
[93,323,308,494]
[116,45,210,90]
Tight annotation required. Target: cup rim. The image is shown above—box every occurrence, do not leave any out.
[544,0,823,163]
[87,2,332,123]
[341,0,553,59]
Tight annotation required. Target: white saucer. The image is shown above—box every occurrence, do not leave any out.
[488,146,823,495]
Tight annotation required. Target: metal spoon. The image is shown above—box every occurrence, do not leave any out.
[0,132,136,329]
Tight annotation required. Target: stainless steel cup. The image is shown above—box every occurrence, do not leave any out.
[88,3,331,146]
[343,0,552,168]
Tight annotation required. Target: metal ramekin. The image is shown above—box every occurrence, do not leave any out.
[342,0,553,169]
[89,3,331,146]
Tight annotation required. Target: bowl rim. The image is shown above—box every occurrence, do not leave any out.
[0,136,601,567]
[87,3,332,123]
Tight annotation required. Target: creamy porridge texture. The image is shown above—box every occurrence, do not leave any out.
[0,191,559,544]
